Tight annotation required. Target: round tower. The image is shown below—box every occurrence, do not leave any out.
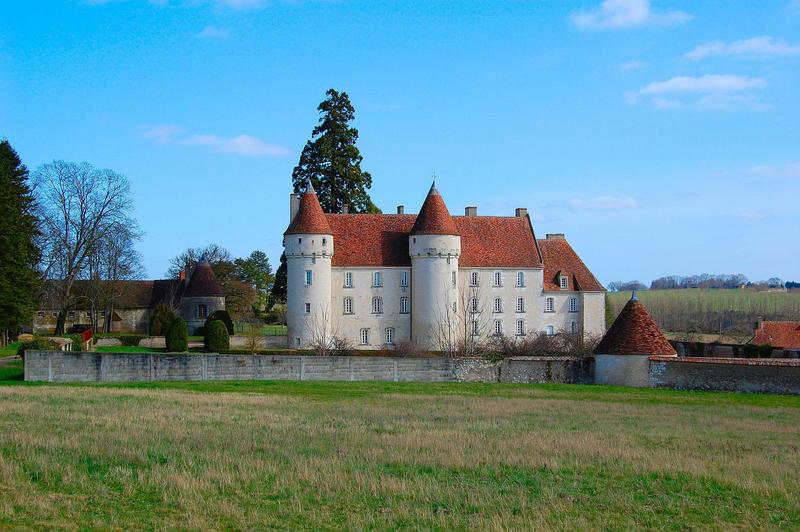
[284,182,334,348]
[180,258,226,335]
[409,182,461,350]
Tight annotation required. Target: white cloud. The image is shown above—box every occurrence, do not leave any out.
[620,60,647,71]
[183,134,290,156]
[746,162,800,179]
[141,125,289,157]
[197,25,230,38]
[641,75,766,94]
[570,0,691,31]
[569,196,639,210]
[686,36,800,61]
[140,124,184,144]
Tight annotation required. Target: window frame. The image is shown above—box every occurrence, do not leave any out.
[493,297,503,313]
[304,303,311,314]
[360,328,370,345]
[385,327,395,345]
[197,305,208,319]
[546,325,555,336]
[516,297,525,313]
[372,271,383,287]
[344,272,353,288]
[545,297,555,313]
[493,271,502,287]
[516,319,525,336]
[400,297,409,314]
[569,297,578,313]
[400,271,408,288]
[372,296,383,314]
[493,319,502,336]
[517,272,525,287]
[470,271,479,287]
[343,297,353,314]
[305,270,313,286]
[559,276,568,290]
[470,297,479,313]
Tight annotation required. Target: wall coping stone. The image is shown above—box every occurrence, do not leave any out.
[649,356,800,367]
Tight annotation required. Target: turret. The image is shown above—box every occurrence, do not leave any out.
[180,257,225,335]
[284,182,334,348]
[409,182,461,349]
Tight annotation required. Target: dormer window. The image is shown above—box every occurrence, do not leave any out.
[559,276,568,290]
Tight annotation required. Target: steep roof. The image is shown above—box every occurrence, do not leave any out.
[326,214,544,268]
[538,237,605,292]
[409,183,459,236]
[752,321,800,349]
[38,279,183,309]
[594,295,676,356]
[184,260,224,297]
[285,182,333,235]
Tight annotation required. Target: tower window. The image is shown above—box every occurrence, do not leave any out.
[385,328,395,345]
[516,319,525,336]
[305,270,312,285]
[571,321,578,334]
[470,272,479,287]
[343,298,353,314]
[517,272,525,287]
[372,297,383,314]
[373,272,382,287]
[493,272,502,287]
[298,238,302,244]
[493,297,502,313]
[197,305,208,319]
[305,303,311,314]
[569,297,578,313]
[322,238,327,246]
[516,297,525,313]
[545,297,555,313]
[344,272,353,288]
[400,271,408,287]
[400,297,409,314]
[360,328,370,345]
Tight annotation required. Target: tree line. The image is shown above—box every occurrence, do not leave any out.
[0,88,378,343]
[607,274,795,292]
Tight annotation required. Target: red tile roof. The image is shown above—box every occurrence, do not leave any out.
[185,260,224,297]
[752,321,800,349]
[594,296,676,356]
[410,183,459,236]
[38,279,184,309]
[456,215,542,268]
[285,185,333,235]
[538,238,605,292]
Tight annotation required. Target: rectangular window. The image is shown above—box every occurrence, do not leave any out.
[373,271,382,287]
[517,272,525,287]
[569,297,578,313]
[37,311,45,318]
[560,276,568,289]
[452,271,457,287]
[546,325,554,336]
[197,305,208,319]
[452,302,457,313]
[400,297,409,314]
[493,320,502,336]
[516,297,525,313]
[471,320,479,336]
[545,297,555,313]
[304,303,311,314]
[344,298,353,314]
[344,272,353,288]
[493,272,502,287]
[493,298,502,313]
[400,271,408,287]
[360,328,369,345]
[571,321,578,334]
[372,297,383,314]
[516,319,525,336]
[305,270,313,286]
[470,272,479,287]
[385,328,394,345]
[471,297,478,313]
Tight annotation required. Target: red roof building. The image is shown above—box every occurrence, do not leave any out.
[752,321,800,350]
[594,293,676,356]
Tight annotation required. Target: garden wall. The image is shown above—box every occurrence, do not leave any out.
[649,356,800,395]
[24,351,593,384]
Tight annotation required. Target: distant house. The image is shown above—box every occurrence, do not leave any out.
[751,321,800,353]
[33,259,225,335]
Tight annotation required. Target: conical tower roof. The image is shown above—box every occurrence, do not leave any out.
[184,259,224,297]
[594,293,676,356]
[410,182,459,236]
[285,181,333,235]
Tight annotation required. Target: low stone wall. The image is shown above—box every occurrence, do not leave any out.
[649,356,800,395]
[24,351,592,384]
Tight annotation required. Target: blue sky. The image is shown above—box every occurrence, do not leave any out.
[2,0,799,285]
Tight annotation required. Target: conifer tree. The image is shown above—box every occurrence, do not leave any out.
[0,139,40,345]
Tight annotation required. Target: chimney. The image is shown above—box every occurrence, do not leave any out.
[342,204,350,214]
[179,270,186,282]
[756,316,764,330]
[397,205,405,214]
[465,206,477,217]
[289,193,300,223]
[515,208,528,217]
[546,233,565,240]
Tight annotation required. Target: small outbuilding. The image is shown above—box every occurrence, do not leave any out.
[594,292,676,387]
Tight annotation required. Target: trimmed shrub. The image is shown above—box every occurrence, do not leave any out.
[149,304,175,336]
[119,334,145,347]
[205,310,234,335]
[17,336,56,358]
[165,318,188,352]
[204,320,230,352]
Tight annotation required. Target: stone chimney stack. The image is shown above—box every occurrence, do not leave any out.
[397,205,405,214]
[342,204,350,214]
[546,233,565,240]
[289,193,300,223]
[465,206,477,217]
[515,208,528,217]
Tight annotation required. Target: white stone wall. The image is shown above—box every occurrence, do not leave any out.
[285,232,334,348]
[539,291,584,336]
[581,292,606,338]
[331,267,412,348]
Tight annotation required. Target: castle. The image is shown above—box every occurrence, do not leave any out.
[284,181,606,350]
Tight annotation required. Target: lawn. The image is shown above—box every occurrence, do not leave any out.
[0,342,21,358]
[0,374,798,529]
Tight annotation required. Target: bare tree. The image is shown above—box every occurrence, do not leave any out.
[33,161,141,334]
[433,278,491,356]
[308,303,341,355]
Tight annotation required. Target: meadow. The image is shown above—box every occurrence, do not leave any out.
[1,362,799,530]
[606,289,800,339]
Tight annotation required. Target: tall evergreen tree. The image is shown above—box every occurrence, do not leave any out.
[273,89,380,306]
[0,139,40,344]
[291,88,380,214]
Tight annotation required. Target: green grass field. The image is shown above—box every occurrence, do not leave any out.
[1,363,798,529]
[607,289,800,337]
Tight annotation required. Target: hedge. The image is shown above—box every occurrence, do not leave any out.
[165,318,188,352]
[205,310,234,335]
[149,304,175,336]
[204,320,230,352]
